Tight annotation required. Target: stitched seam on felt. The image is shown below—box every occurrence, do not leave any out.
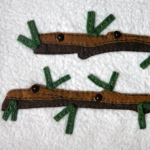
[41,35,150,46]
[40,32,150,39]
[94,15,114,32]
[31,21,38,44]
[79,48,150,59]
[88,12,93,33]
[42,39,150,49]
[7,88,150,97]
[44,67,53,88]
[35,48,150,57]
[139,108,144,128]
[6,96,94,101]
[6,96,143,104]
[102,90,150,97]
[88,71,118,91]
[89,75,110,88]
[2,101,14,120]
[54,109,70,120]
[109,73,118,86]
[2,100,18,121]
[17,102,137,109]
[137,102,150,129]
[54,105,72,121]
[17,37,36,47]
[86,12,115,36]
[40,33,114,41]
[43,67,71,89]
[102,97,140,104]
[53,75,70,87]
[67,106,75,134]
[6,89,150,97]
[18,105,132,109]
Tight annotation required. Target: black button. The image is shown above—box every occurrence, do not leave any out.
[94,94,102,102]
[56,34,64,42]
[114,31,121,39]
[31,85,40,93]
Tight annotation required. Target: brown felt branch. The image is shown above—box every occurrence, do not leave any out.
[32,31,150,59]
[2,84,150,114]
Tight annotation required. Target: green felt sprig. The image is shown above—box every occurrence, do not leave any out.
[2,100,18,121]
[87,11,115,35]
[17,20,41,49]
[43,66,71,89]
[137,102,150,129]
[140,55,150,69]
[54,104,78,134]
[88,71,119,91]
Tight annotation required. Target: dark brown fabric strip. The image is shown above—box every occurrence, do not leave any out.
[2,99,150,113]
[34,42,150,59]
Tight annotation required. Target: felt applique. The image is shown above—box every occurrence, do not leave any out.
[2,100,17,121]
[88,71,119,91]
[2,67,150,134]
[2,67,71,121]
[54,104,78,134]
[43,66,71,89]
[140,56,150,69]
[86,11,115,35]
[137,102,150,129]
[17,11,150,62]
[18,20,41,49]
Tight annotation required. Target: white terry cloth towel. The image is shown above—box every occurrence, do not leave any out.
[0,0,150,150]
